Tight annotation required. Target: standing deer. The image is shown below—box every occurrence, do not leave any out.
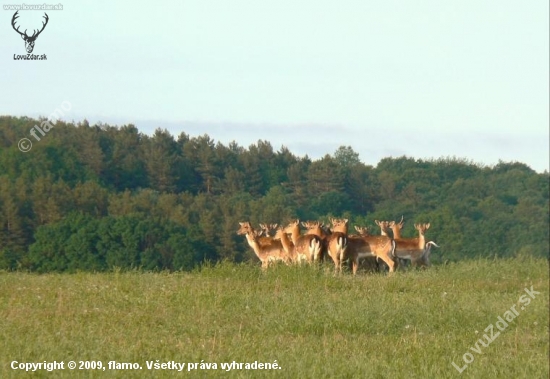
[283,220,323,263]
[258,223,278,247]
[392,223,435,268]
[375,215,405,239]
[375,216,406,268]
[352,226,382,272]
[273,227,298,263]
[419,241,439,267]
[237,222,290,268]
[346,229,398,275]
[301,220,329,261]
[324,218,350,274]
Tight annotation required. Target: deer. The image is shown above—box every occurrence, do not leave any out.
[258,223,278,246]
[259,223,278,237]
[418,241,439,267]
[375,216,406,268]
[345,222,398,275]
[283,220,323,263]
[353,225,370,236]
[236,221,276,247]
[12,11,49,54]
[301,220,329,260]
[236,222,290,269]
[301,221,327,240]
[392,223,437,268]
[351,225,382,272]
[324,218,350,273]
[273,227,298,263]
[236,221,256,236]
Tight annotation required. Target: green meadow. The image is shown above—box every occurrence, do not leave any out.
[1,257,548,378]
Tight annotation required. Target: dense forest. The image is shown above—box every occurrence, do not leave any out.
[0,116,548,272]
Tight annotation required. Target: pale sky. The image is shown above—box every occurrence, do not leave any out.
[1,1,548,172]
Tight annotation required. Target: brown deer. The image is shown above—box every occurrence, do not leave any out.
[273,227,298,263]
[352,225,381,272]
[237,222,290,268]
[324,218,350,274]
[301,220,329,260]
[393,223,435,268]
[375,216,406,268]
[258,223,279,246]
[346,222,398,274]
[353,225,370,236]
[283,220,323,263]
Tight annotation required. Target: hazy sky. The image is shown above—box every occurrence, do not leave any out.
[1,1,548,172]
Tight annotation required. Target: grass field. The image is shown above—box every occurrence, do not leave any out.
[1,257,548,378]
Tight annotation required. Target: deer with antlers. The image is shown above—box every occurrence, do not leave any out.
[351,225,383,272]
[258,223,278,246]
[375,216,406,268]
[12,11,49,53]
[345,221,398,275]
[392,223,437,268]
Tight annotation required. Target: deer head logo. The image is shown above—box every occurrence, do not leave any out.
[11,11,49,53]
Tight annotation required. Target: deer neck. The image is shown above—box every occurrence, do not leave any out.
[279,233,294,254]
[246,234,266,259]
[391,226,402,239]
[333,225,348,234]
[308,226,325,239]
[418,233,426,249]
[288,226,301,244]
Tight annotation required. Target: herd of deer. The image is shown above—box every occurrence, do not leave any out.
[236,216,439,274]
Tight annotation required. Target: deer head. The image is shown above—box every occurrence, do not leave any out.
[259,223,278,237]
[414,223,431,236]
[12,11,49,53]
[354,225,370,236]
[237,221,254,235]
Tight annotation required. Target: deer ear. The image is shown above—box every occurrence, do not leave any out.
[21,34,26,40]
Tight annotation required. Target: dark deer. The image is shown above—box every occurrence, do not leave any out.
[12,11,49,53]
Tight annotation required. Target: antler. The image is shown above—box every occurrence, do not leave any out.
[11,11,26,37]
[12,11,49,40]
[301,221,320,229]
[29,13,49,40]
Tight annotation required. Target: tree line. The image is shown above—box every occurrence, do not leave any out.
[0,116,548,272]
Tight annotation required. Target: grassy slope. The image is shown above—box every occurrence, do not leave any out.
[1,257,548,378]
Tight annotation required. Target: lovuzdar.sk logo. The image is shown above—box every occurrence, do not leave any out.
[11,10,49,60]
